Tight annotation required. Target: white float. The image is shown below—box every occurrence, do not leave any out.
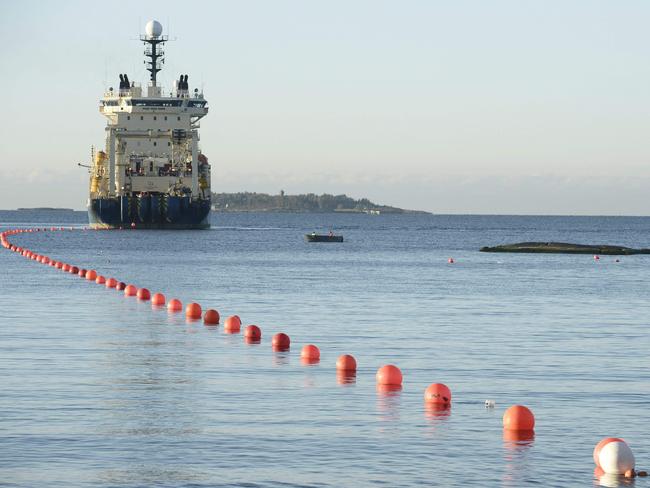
[598,440,635,475]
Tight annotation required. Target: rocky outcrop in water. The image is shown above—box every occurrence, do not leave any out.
[480,242,650,255]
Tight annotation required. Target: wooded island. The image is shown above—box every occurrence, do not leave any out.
[211,191,427,214]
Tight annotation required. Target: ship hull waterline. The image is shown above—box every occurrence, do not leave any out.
[88,196,211,229]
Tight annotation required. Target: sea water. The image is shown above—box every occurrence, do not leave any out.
[1,211,649,487]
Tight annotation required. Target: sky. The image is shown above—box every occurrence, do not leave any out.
[0,0,649,214]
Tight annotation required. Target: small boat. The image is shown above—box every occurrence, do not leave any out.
[305,232,343,243]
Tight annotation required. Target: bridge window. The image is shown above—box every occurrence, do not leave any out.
[131,99,183,107]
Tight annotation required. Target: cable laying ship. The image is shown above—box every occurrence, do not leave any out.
[87,20,211,229]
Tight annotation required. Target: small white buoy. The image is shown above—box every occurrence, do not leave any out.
[485,399,495,408]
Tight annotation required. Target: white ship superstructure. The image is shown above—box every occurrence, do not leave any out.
[88,20,211,228]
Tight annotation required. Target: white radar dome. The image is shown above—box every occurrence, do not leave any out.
[145,20,163,38]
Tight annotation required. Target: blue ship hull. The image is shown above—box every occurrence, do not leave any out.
[88,196,210,229]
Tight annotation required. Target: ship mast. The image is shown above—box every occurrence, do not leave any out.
[140,20,168,86]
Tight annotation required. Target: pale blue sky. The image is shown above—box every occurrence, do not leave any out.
[1,1,649,214]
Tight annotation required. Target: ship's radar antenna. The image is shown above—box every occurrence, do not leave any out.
[145,20,163,38]
[141,20,169,86]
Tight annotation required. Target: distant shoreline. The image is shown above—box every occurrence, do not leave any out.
[16,207,75,212]
[211,208,429,214]
[4,208,650,217]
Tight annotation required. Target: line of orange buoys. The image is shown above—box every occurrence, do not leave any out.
[1,226,644,478]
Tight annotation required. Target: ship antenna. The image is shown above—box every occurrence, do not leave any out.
[140,20,169,86]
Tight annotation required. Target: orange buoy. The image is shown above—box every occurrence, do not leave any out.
[272,333,290,351]
[594,255,600,260]
[336,354,357,372]
[95,275,106,285]
[448,257,454,264]
[55,261,64,269]
[62,263,70,272]
[424,383,452,405]
[124,284,137,296]
[224,315,241,332]
[151,293,166,306]
[42,257,51,265]
[301,357,320,366]
[78,269,87,278]
[85,269,97,281]
[69,266,79,274]
[185,302,202,319]
[137,288,151,300]
[594,438,625,467]
[503,405,535,431]
[244,325,261,339]
[203,309,220,325]
[105,278,117,288]
[116,282,126,291]
[301,344,320,360]
[376,364,403,386]
[167,298,182,312]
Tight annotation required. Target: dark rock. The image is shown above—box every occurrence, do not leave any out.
[479,242,650,255]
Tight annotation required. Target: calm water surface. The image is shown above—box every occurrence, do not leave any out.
[1,211,649,487]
